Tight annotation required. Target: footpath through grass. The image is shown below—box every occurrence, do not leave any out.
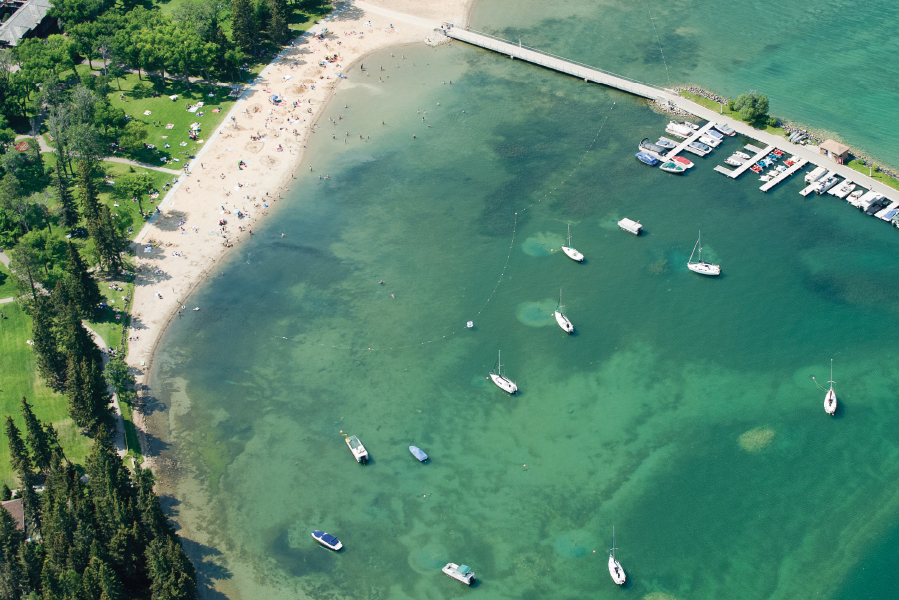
[0,304,92,486]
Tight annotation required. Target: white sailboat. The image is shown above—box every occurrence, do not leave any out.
[687,231,721,276]
[561,224,584,263]
[608,527,626,585]
[489,351,518,394]
[824,359,837,415]
[553,289,574,334]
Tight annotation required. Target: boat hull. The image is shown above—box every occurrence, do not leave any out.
[442,563,475,585]
[824,389,836,415]
[688,262,721,276]
[311,531,343,551]
[672,156,694,169]
[409,446,428,461]
[561,246,584,262]
[554,311,574,334]
[490,373,518,394]
[608,555,626,585]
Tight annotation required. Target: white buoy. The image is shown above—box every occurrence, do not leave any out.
[466,321,474,328]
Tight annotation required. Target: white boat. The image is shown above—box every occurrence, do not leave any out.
[659,161,687,174]
[734,151,751,160]
[760,174,773,182]
[698,135,721,148]
[829,180,855,199]
[725,156,743,167]
[553,289,574,334]
[345,435,369,463]
[804,166,827,184]
[311,530,343,551]
[409,445,428,461]
[608,527,626,585]
[665,121,693,139]
[714,122,736,136]
[687,231,721,276]
[658,136,679,148]
[618,217,642,235]
[818,359,837,416]
[489,351,517,394]
[561,224,584,262]
[847,189,865,206]
[442,563,475,585]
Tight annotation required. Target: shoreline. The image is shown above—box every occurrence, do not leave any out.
[126,0,473,469]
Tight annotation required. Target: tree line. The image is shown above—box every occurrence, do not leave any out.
[1,399,196,599]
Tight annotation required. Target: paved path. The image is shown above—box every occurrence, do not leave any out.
[83,323,128,458]
[15,134,183,175]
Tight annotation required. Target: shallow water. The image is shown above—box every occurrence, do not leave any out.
[150,13,899,600]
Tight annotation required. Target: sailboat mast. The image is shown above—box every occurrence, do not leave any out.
[829,359,834,390]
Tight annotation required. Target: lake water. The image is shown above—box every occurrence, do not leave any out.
[148,3,899,599]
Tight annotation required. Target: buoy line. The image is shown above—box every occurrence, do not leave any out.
[291,103,617,351]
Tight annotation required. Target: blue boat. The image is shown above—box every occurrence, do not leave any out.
[635,152,659,166]
[311,530,343,551]
[409,446,428,462]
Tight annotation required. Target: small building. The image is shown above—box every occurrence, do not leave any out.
[1,499,25,532]
[820,139,850,165]
[0,0,54,47]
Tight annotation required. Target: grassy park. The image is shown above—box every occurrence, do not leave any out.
[678,91,786,136]
[0,263,16,299]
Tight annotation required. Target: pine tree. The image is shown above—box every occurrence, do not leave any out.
[77,161,101,228]
[231,0,257,54]
[93,206,127,272]
[18,475,41,538]
[65,356,110,433]
[64,241,103,318]
[54,166,79,229]
[31,299,68,391]
[146,535,197,600]
[5,417,32,477]
[21,397,54,474]
[57,301,101,366]
[268,0,289,46]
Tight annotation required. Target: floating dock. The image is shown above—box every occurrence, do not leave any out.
[665,122,715,159]
[759,158,809,192]
[714,145,774,179]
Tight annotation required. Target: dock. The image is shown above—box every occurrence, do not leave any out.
[665,122,715,159]
[759,158,809,192]
[713,145,774,179]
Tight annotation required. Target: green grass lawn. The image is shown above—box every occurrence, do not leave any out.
[96,160,176,237]
[678,91,787,137]
[0,304,92,487]
[0,263,16,299]
[846,159,899,192]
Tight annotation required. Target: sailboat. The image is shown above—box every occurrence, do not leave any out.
[553,289,574,334]
[489,351,518,394]
[687,231,721,276]
[824,359,837,415]
[608,527,626,585]
[561,224,584,263]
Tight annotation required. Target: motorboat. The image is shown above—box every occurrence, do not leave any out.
[816,176,840,195]
[345,435,369,463]
[689,140,710,153]
[665,121,693,139]
[829,180,855,199]
[672,156,694,169]
[311,531,343,551]
[618,217,642,235]
[804,166,827,184]
[553,289,574,334]
[749,165,762,173]
[698,135,721,148]
[857,191,883,211]
[865,197,891,215]
[561,224,584,262]
[681,121,700,131]
[655,137,677,149]
[639,138,668,157]
[682,144,707,157]
[725,156,743,167]
[442,563,475,585]
[705,129,725,140]
[608,527,626,585]
[409,446,428,462]
[846,189,865,206]
[734,151,751,160]
[636,152,659,166]
[759,174,773,182]
[489,351,517,394]
[687,231,721,276]
[714,122,736,136]
[659,161,686,174]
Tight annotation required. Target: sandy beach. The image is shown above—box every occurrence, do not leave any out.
[126,0,472,461]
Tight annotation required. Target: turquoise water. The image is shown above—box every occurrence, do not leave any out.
[149,9,899,600]
[472,0,899,168]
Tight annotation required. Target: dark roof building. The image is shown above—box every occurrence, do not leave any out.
[0,498,25,531]
[0,0,54,47]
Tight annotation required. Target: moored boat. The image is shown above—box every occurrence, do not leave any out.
[734,151,751,160]
[608,527,626,585]
[561,224,584,262]
[724,156,743,167]
[814,359,837,416]
[311,531,343,551]
[714,122,736,136]
[665,121,693,139]
[687,231,721,276]
[698,135,721,148]
[442,563,475,585]
[618,217,642,235]
[636,152,659,166]
[672,155,694,168]
[659,161,686,174]
[655,137,677,149]
[489,351,517,394]
[345,435,369,463]
[553,288,574,334]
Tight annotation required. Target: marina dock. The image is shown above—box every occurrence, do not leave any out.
[713,145,774,179]
[665,122,715,159]
[760,158,809,192]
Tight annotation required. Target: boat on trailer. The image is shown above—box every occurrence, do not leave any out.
[489,351,517,394]
[687,231,721,276]
[561,224,584,262]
